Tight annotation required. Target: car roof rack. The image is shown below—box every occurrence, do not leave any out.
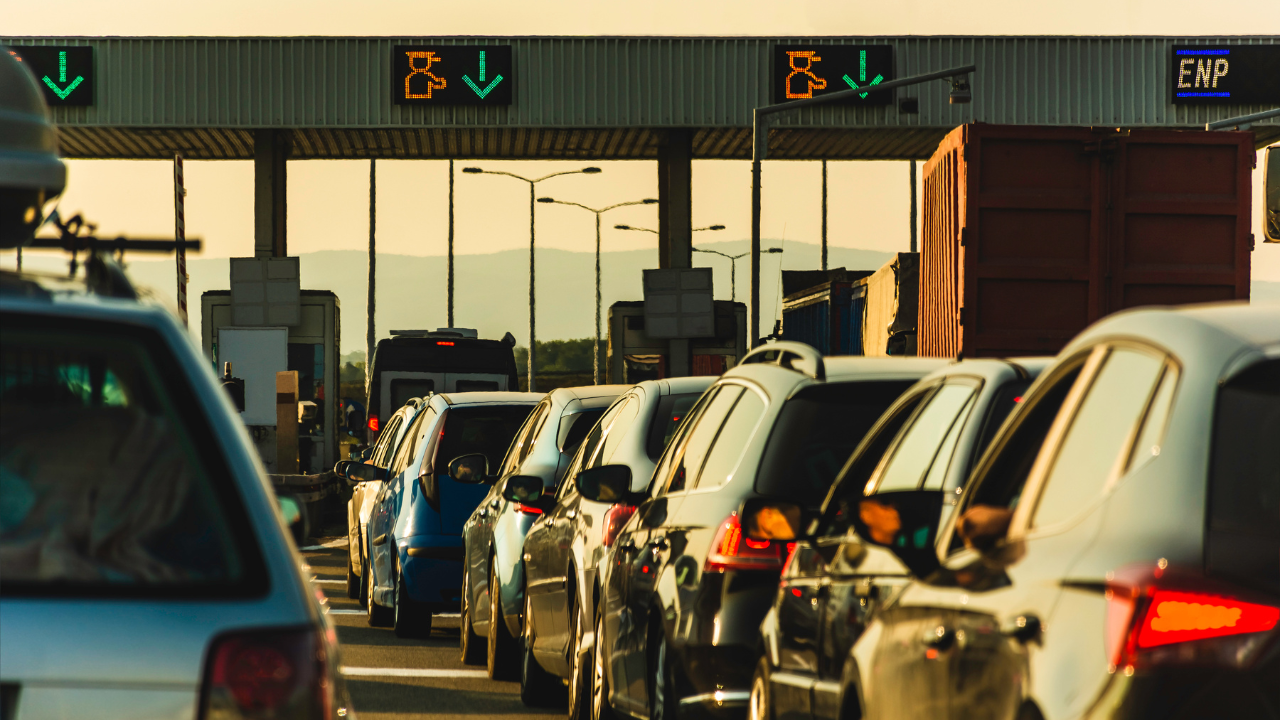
[739,341,826,381]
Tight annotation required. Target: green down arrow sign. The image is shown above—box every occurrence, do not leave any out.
[463,51,504,99]
[42,51,84,100]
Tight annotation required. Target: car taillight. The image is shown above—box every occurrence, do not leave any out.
[515,503,543,515]
[201,627,332,720]
[1107,580,1279,672]
[704,512,795,573]
[367,416,379,432]
[602,504,637,547]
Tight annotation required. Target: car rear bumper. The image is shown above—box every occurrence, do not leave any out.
[1084,659,1280,720]
[400,535,465,610]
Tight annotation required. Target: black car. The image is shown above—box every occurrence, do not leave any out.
[840,303,1280,720]
[751,357,1046,720]
[583,343,946,720]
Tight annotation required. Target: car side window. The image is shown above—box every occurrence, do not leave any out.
[389,408,432,477]
[819,390,930,537]
[659,386,743,495]
[1125,364,1179,475]
[873,383,978,494]
[693,389,766,489]
[596,396,641,466]
[502,400,548,475]
[370,417,402,468]
[557,441,588,501]
[648,387,718,495]
[1030,346,1166,529]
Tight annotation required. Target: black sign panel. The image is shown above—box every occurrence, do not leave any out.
[773,45,894,105]
[1171,45,1280,104]
[7,46,94,107]
[392,45,512,106]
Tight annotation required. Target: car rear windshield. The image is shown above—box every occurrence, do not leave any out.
[558,408,607,455]
[437,405,536,473]
[0,317,265,598]
[1206,358,1280,595]
[646,392,704,460]
[755,381,915,507]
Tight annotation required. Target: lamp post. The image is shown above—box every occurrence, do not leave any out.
[750,64,976,347]
[536,196,658,385]
[462,166,601,391]
[692,246,782,303]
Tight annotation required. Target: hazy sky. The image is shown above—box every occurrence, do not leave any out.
[5,0,1279,319]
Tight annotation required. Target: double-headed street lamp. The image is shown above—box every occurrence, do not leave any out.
[614,224,780,303]
[462,166,601,391]
[537,196,659,385]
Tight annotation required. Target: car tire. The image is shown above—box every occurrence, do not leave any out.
[394,570,432,638]
[592,606,617,720]
[346,557,361,600]
[358,563,369,610]
[649,632,678,720]
[567,591,592,720]
[520,587,566,707]
[366,560,393,627]
[749,656,774,720]
[460,564,485,665]
[487,554,519,680]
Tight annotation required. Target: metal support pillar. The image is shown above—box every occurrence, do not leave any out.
[448,159,455,328]
[657,129,693,377]
[367,160,376,388]
[909,160,918,253]
[254,129,289,258]
[821,160,828,271]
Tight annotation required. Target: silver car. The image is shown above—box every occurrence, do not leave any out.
[459,385,627,679]
[0,277,352,720]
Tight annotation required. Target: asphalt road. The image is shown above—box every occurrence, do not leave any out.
[301,536,563,720]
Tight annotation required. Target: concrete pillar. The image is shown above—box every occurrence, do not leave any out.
[657,129,693,377]
[254,130,289,258]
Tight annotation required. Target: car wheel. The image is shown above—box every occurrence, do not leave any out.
[394,569,432,638]
[567,591,591,720]
[520,587,566,707]
[346,556,360,600]
[358,563,369,610]
[649,632,678,720]
[750,656,773,720]
[487,554,519,680]
[460,564,485,665]
[592,606,617,720]
[366,560,393,627]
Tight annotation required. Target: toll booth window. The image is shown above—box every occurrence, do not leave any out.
[0,324,260,597]
[392,379,434,410]
[456,379,500,392]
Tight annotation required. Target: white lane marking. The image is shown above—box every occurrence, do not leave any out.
[341,667,489,678]
[329,609,365,615]
[301,538,349,551]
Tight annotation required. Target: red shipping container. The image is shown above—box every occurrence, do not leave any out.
[919,124,1254,359]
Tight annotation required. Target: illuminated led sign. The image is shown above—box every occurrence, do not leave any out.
[772,45,894,106]
[7,46,94,106]
[1171,45,1280,104]
[392,45,513,105]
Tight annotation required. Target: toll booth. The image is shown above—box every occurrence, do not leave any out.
[606,300,746,384]
[201,290,342,473]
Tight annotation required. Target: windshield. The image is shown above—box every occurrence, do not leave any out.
[436,405,537,473]
[755,381,914,507]
[0,318,263,598]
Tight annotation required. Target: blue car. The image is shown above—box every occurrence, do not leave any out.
[357,391,540,637]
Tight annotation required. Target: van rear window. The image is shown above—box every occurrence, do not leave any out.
[0,319,265,598]
[1207,359,1280,595]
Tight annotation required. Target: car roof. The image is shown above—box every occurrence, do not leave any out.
[547,384,632,401]
[914,356,1054,385]
[820,356,952,382]
[650,375,718,396]
[433,391,543,406]
[1064,301,1280,360]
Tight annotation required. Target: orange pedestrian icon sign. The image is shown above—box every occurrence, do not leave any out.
[785,51,827,99]
[404,51,447,99]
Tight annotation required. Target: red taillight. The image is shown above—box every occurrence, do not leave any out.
[367,416,380,432]
[1107,578,1280,671]
[437,341,455,346]
[201,628,331,719]
[515,503,543,515]
[602,504,638,547]
[704,513,795,573]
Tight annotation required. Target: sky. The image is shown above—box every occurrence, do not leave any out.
[4,0,1279,340]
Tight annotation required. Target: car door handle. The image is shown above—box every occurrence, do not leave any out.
[923,625,956,651]
[373,534,388,546]
[1002,614,1042,644]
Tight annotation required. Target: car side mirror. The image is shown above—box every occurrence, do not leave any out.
[449,453,490,484]
[334,460,352,481]
[501,475,545,503]
[851,489,944,578]
[740,497,810,542]
[576,465,643,505]
[347,462,386,484]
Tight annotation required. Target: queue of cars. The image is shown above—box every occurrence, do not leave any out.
[346,302,1279,720]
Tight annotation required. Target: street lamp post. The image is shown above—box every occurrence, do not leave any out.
[691,246,782,303]
[750,64,976,347]
[462,166,601,392]
[537,196,658,385]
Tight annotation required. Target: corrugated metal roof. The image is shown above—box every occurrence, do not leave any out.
[6,36,1277,159]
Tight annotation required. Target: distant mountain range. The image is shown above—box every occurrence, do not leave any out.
[14,241,1280,356]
